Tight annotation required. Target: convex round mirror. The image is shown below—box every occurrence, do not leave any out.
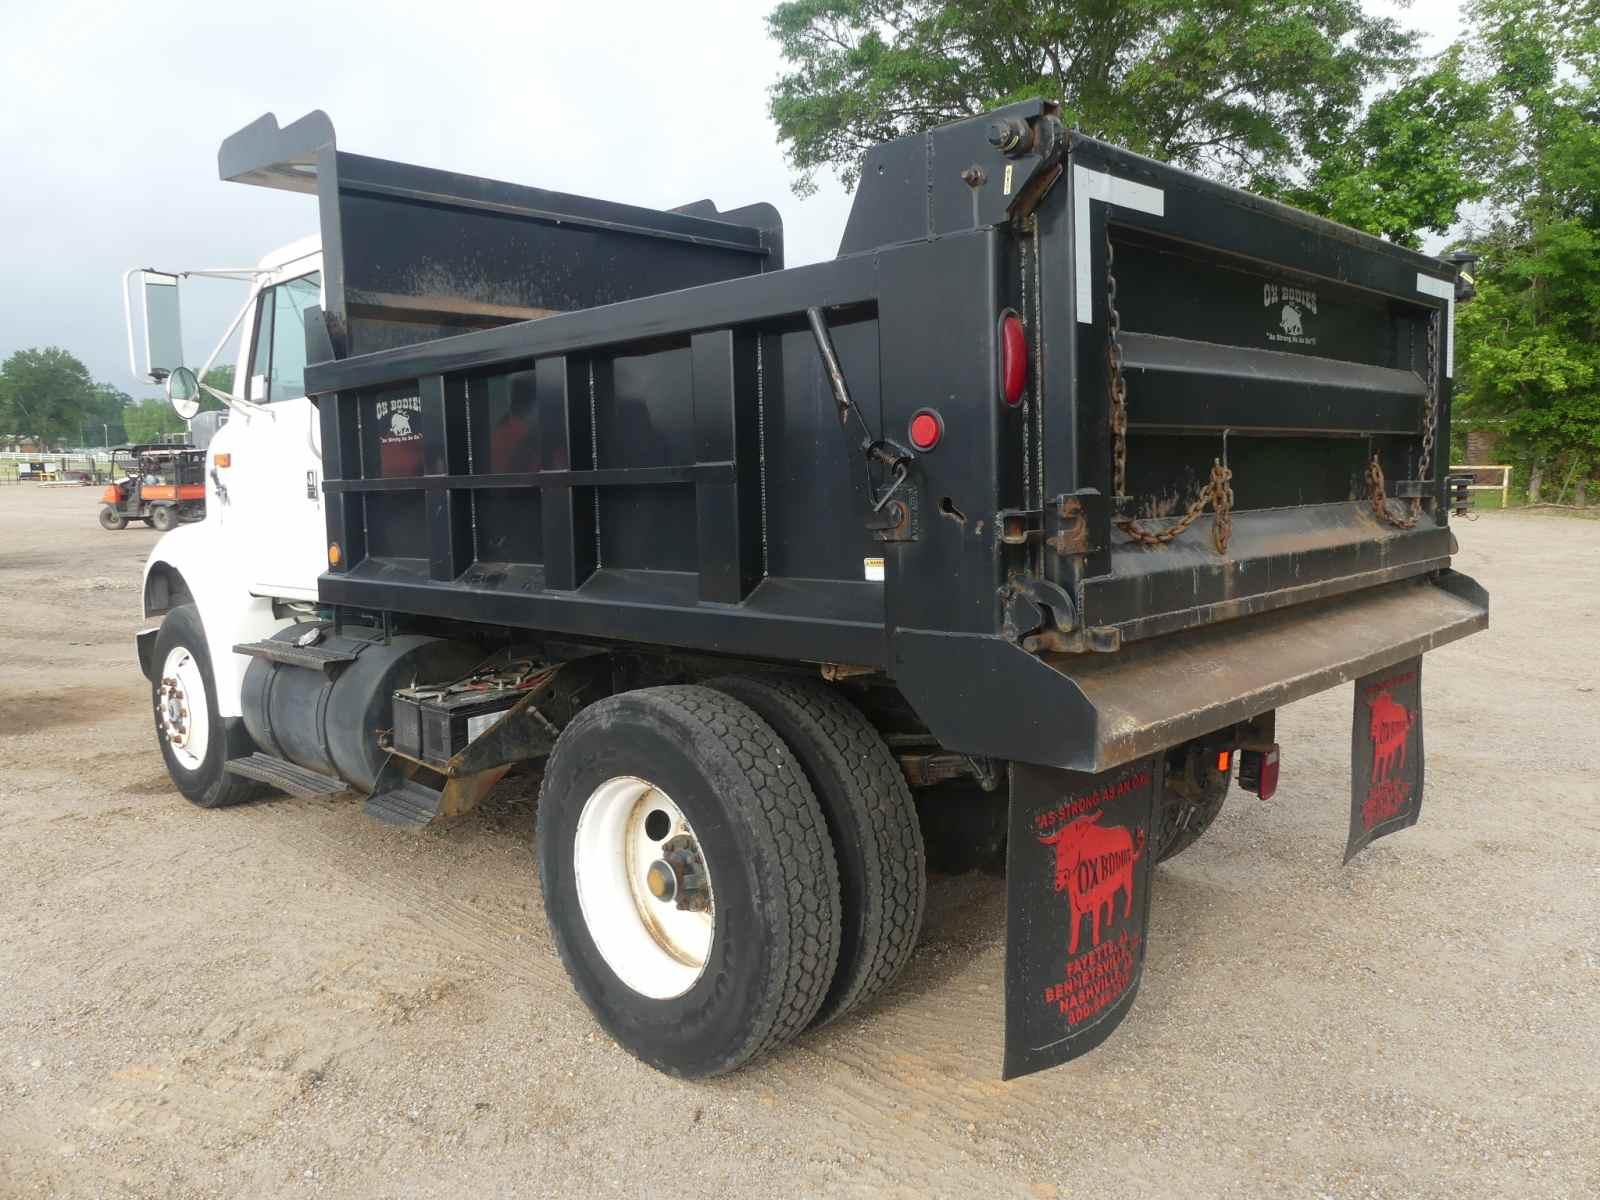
[166,366,201,420]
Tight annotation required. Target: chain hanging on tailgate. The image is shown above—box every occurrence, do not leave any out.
[1105,233,1234,553]
[1367,312,1440,530]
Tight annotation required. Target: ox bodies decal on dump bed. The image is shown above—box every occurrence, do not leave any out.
[1004,760,1158,1079]
[1347,657,1426,862]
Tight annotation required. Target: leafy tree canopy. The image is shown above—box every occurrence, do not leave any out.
[768,0,1416,195]
[1454,0,1600,494]
[122,399,190,444]
[0,347,98,445]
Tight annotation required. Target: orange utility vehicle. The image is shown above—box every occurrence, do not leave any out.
[99,443,207,531]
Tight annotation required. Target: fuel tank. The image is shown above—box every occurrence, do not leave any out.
[240,625,478,792]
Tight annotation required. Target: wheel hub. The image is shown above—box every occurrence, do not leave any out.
[156,645,210,772]
[573,777,717,999]
[655,834,712,913]
[158,676,191,747]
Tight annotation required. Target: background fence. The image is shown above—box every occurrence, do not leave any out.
[1450,463,1513,509]
[0,452,117,485]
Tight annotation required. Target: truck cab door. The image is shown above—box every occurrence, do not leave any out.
[226,271,328,599]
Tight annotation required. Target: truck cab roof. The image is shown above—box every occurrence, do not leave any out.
[258,234,319,274]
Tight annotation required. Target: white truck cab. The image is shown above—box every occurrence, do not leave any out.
[126,237,328,719]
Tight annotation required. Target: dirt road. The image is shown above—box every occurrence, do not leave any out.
[1,484,1595,1199]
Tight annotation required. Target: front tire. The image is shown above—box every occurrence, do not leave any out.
[98,505,126,531]
[152,605,263,809]
[537,686,841,1077]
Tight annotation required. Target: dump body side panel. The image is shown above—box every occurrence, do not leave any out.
[310,256,899,668]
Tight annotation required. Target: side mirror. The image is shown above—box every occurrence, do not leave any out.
[167,366,202,420]
[142,271,185,379]
[123,268,187,385]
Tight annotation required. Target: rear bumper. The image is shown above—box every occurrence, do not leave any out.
[893,570,1487,772]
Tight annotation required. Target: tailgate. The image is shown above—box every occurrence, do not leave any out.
[1055,137,1461,642]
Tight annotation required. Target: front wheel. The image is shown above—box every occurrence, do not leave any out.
[149,505,177,532]
[98,505,127,531]
[537,686,841,1077]
[152,605,262,809]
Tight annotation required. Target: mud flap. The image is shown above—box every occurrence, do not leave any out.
[1003,758,1159,1080]
[1347,656,1425,862]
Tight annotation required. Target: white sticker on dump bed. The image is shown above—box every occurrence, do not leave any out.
[1073,165,1165,323]
[863,556,885,582]
[1416,273,1455,378]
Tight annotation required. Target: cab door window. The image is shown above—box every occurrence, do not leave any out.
[248,273,321,401]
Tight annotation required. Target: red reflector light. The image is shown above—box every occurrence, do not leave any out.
[999,310,1026,407]
[908,409,943,451]
[1239,744,1280,800]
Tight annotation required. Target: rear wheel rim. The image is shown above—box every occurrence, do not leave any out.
[573,776,715,999]
[157,645,209,771]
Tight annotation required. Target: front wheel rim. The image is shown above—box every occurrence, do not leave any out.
[156,645,209,771]
[573,777,715,999]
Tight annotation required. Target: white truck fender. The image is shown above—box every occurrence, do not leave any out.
[141,522,293,719]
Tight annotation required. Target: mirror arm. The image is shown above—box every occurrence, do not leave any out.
[193,291,275,417]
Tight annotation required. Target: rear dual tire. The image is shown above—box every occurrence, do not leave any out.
[538,679,927,1077]
[538,686,842,1077]
[706,674,925,1028]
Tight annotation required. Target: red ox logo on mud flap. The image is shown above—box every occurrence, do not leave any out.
[1039,814,1147,954]
[1369,691,1414,783]
[1347,658,1425,863]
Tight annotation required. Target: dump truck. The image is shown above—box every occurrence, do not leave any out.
[124,100,1486,1080]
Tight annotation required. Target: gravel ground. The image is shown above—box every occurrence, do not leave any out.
[0,484,1596,1200]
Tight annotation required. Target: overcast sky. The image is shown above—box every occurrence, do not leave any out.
[0,0,1462,401]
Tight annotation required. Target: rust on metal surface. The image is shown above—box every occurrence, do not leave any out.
[1044,575,1487,771]
[820,662,876,682]
[898,752,975,789]
[1047,496,1091,556]
[438,764,512,818]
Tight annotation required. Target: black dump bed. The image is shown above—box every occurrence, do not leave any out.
[223,102,1485,773]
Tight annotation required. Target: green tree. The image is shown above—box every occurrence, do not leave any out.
[201,364,234,406]
[1277,48,1505,248]
[85,382,132,446]
[122,398,190,444]
[1453,0,1600,502]
[767,0,1415,195]
[0,347,97,446]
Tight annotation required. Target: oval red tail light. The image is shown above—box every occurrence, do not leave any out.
[1000,310,1026,407]
[908,408,943,451]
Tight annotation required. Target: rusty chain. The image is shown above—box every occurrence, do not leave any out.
[1105,233,1235,553]
[1369,310,1440,530]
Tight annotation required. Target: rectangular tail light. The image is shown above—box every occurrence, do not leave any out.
[1239,744,1280,800]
